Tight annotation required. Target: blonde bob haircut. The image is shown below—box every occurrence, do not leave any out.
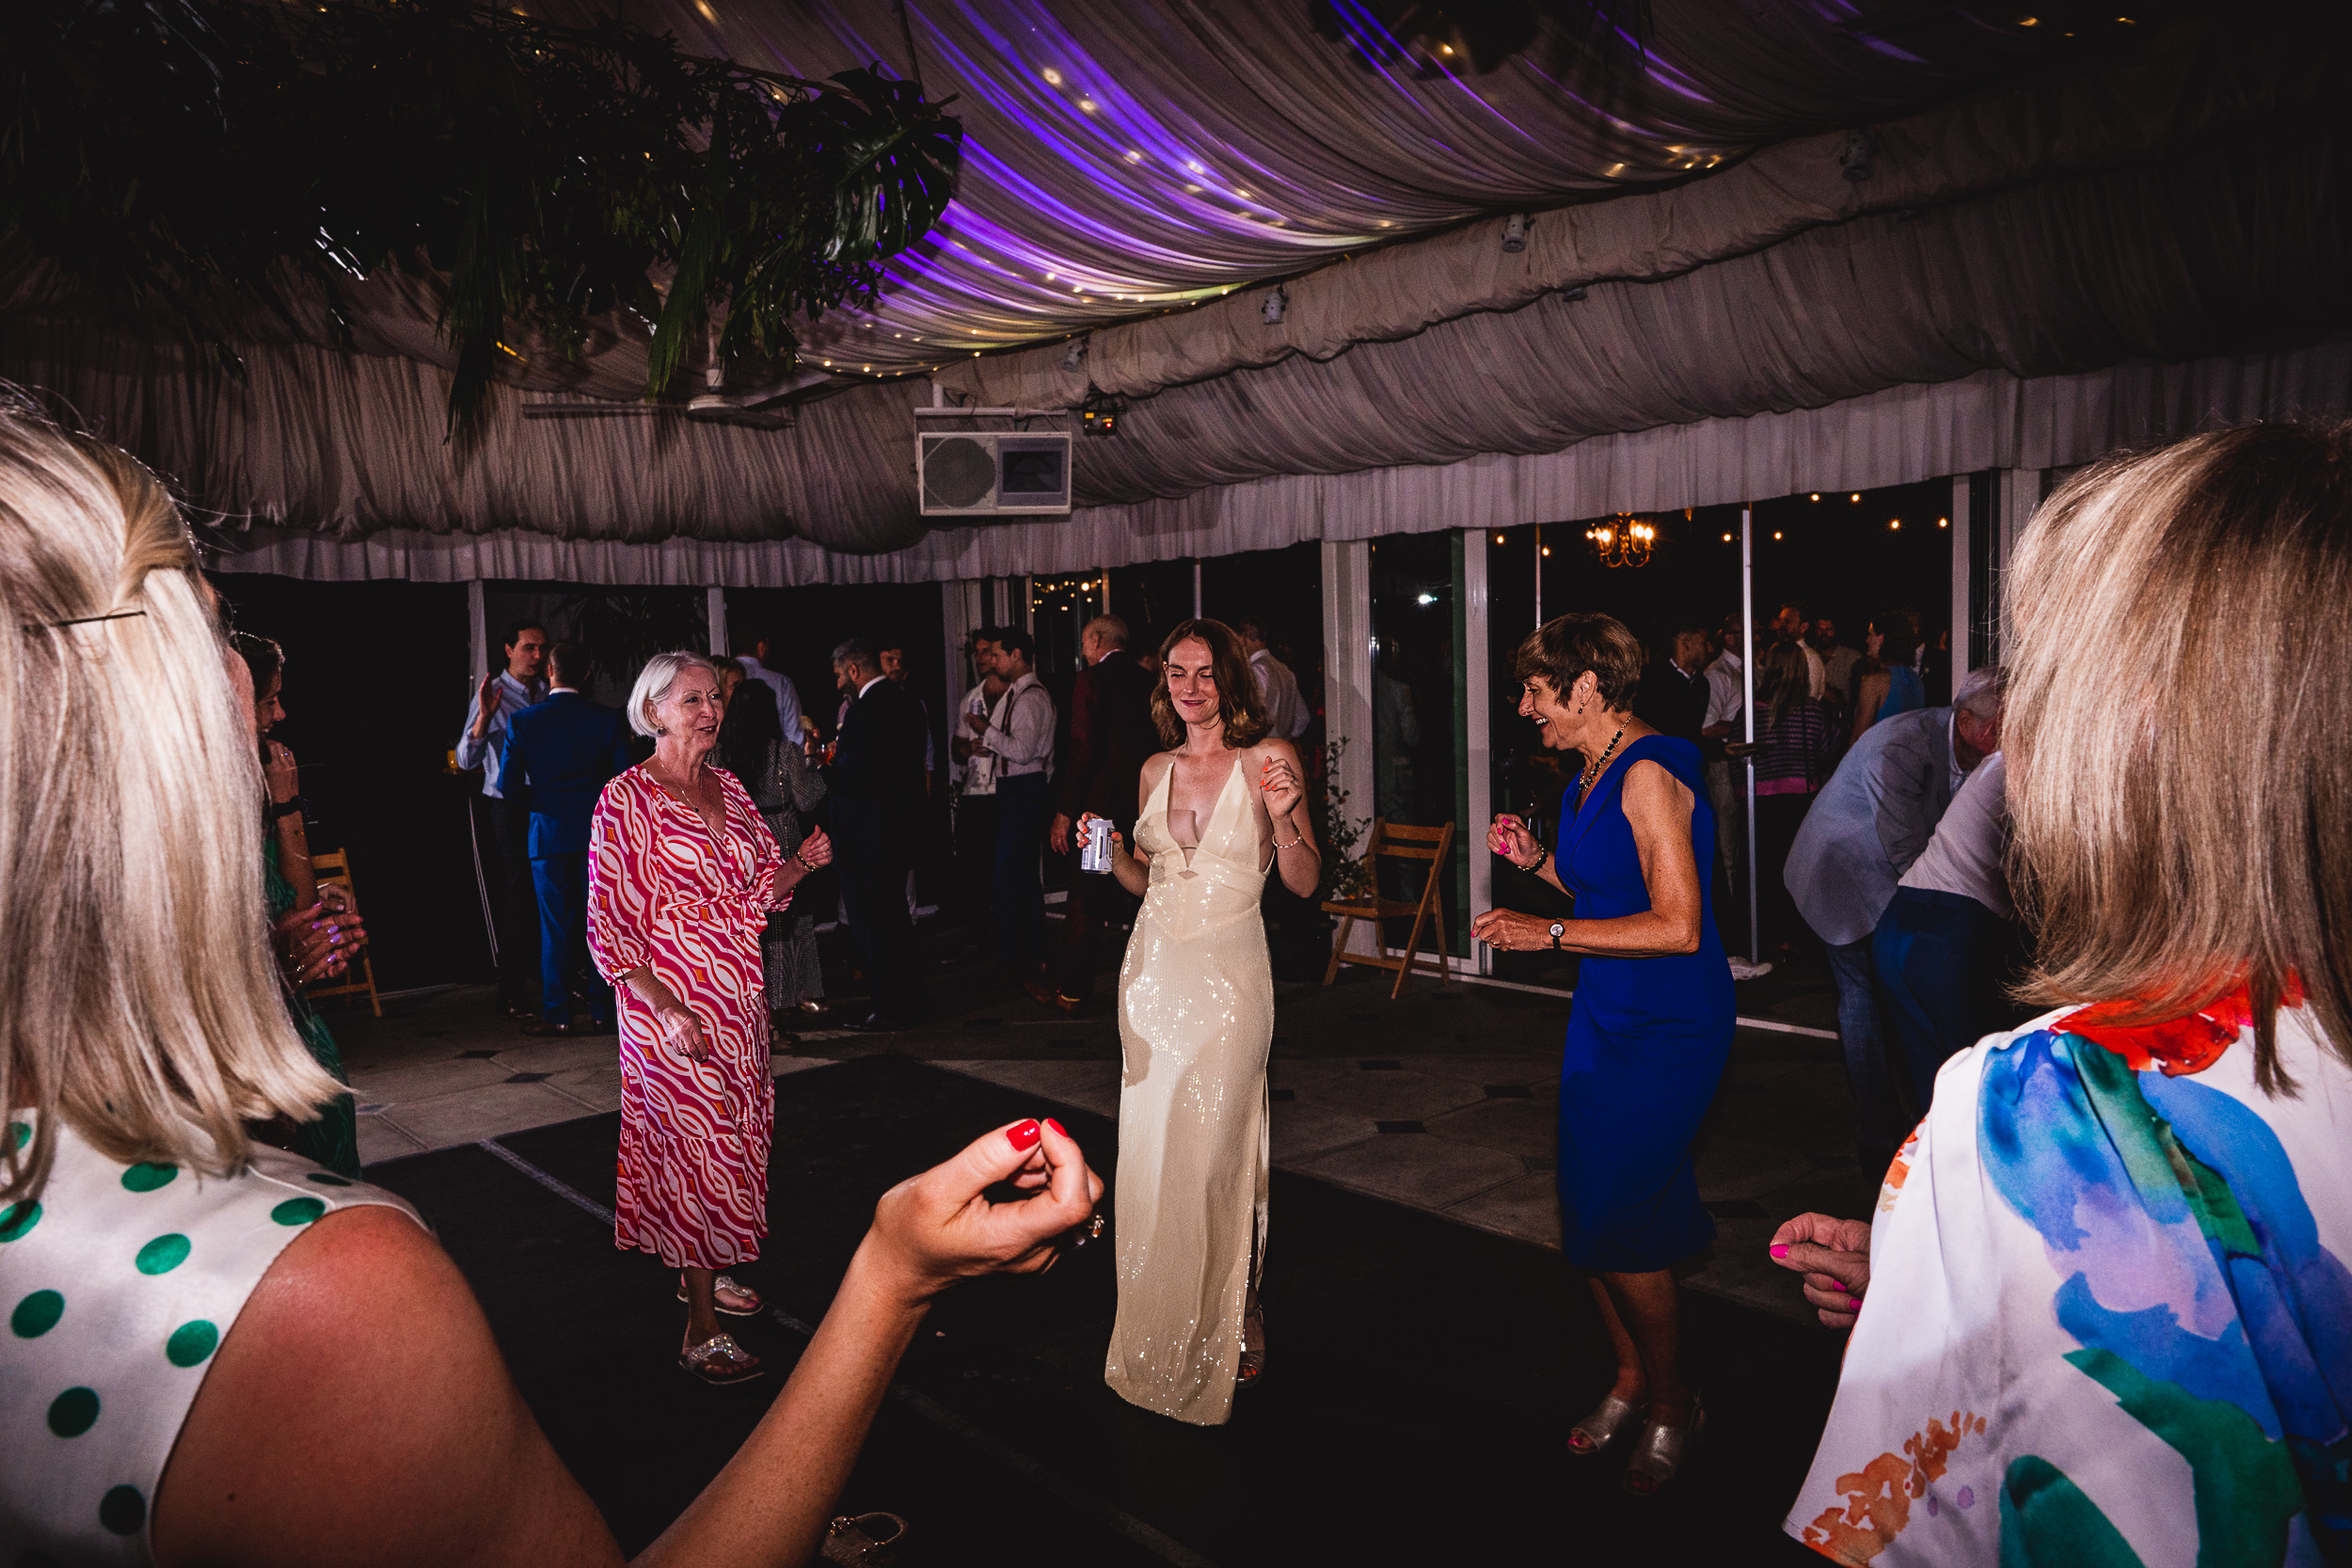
[1152,617,1268,750]
[627,649,716,739]
[0,412,340,1205]
[2006,420,2352,1091]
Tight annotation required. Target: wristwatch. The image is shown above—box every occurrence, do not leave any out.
[268,796,305,820]
[1549,921,1565,951]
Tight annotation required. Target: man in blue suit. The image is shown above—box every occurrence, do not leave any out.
[501,641,635,1037]
[1783,667,2004,1174]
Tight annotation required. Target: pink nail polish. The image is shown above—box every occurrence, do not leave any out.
[1847,1296,1864,1309]
[1770,1244,1790,1259]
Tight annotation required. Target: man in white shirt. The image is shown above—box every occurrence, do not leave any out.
[1702,621,1746,938]
[946,629,1009,955]
[734,633,803,746]
[1871,750,2015,1116]
[968,626,1057,978]
[456,619,548,1017]
[1237,614,1311,739]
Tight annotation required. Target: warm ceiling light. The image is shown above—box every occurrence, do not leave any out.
[1722,532,1733,542]
[1850,493,1862,502]
[1939,517,1950,527]
[1041,67,1063,85]
[1541,546,1551,557]
[1773,531,1784,540]
[2019,15,2039,24]
[693,0,715,18]
[1809,493,1820,501]
[1078,99,1097,112]
[1495,533,1506,545]
[1439,43,1453,54]
[1890,520,1901,530]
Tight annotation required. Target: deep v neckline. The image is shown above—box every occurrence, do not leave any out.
[646,764,736,866]
[1163,753,1246,868]
[1566,736,1643,854]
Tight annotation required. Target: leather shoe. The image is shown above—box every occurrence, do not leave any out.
[1024,978,1083,1015]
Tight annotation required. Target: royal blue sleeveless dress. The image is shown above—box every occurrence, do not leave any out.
[1553,734,1735,1272]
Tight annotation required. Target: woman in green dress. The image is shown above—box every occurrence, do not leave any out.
[235,633,366,1176]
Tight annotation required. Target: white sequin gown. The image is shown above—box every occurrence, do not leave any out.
[1104,752,1273,1426]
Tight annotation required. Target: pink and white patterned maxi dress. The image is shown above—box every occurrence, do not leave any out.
[587,764,783,1269]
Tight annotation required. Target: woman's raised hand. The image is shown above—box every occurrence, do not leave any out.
[1488,814,1542,867]
[657,1002,711,1063]
[866,1117,1104,1304]
[265,738,300,805]
[1769,1212,1873,1330]
[796,826,834,869]
[1260,755,1305,818]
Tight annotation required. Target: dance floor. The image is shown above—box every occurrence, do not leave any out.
[366,1053,1839,1565]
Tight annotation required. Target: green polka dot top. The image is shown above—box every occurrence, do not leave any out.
[0,1114,420,1563]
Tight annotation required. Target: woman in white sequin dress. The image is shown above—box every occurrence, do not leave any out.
[1084,618,1322,1425]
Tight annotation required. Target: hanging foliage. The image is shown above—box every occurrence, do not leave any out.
[0,0,962,437]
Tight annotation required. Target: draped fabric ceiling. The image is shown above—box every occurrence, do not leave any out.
[4,2,2348,578]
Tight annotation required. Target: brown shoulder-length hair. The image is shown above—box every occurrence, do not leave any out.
[1513,612,1645,711]
[2006,420,2352,1092]
[1152,617,1269,749]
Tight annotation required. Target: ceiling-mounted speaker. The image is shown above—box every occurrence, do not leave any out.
[917,433,1072,515]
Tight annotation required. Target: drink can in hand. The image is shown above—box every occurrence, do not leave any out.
[1080,816,1114,874]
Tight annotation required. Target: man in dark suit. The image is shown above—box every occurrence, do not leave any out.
[1633,619,1712,745]
[1030,615,1160,1014]
[824,637,931,1030]
[501,641,633,1037]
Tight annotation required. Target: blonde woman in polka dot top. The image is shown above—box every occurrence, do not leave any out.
[0,414,1103,1566]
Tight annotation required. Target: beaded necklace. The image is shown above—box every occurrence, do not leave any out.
[1575,724,1626,808]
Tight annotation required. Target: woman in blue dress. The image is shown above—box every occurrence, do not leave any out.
[1472,612,1735,1496]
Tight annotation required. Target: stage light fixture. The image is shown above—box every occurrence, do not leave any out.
[1502,214,1528,253]
[1263,286,1287,325]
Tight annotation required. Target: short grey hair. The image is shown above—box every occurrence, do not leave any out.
[1953,665,2006,721]
[831,637,878,671]
[627,650,715,738]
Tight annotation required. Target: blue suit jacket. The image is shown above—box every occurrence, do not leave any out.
[1782,706,1960,947]
[501,691,633,858]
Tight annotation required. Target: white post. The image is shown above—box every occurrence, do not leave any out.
[1740,504,1760,967]
[1949,475,1972,683]
[1192,559,1204,619]
[1462,528,1493,975]
[705,586,728,656]
[1533,524,1543,626]
[1023,574,1035,635]
[1321,540,1375,959]
[467,578,488,690]
[1099,571,1111,615]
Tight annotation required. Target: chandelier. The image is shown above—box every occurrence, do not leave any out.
[1585,514,1657,569]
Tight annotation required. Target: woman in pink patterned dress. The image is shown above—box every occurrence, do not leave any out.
[589,651,833,1384]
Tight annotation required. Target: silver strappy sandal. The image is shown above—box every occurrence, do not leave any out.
[1566,1392,1644,1457]
[1623,1396,1706,1494]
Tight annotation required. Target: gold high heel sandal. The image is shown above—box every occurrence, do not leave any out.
[1622,1396,1706,1494]
[1566,1393,1644,1457]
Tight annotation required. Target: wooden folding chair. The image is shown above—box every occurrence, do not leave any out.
[305,847,383,1018]
[1320,819,1456,999]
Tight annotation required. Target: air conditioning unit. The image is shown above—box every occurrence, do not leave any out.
[917,432,1072,516]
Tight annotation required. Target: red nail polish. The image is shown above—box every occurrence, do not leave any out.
[1044,1118,1067,1138]
[1007,1119,1041,1151]
[1770,1244,1790,1259]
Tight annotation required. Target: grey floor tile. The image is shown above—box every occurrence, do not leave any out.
[546,1063,625,1113]
[1442,1173,1561,1249]
[771,1054,838,1078]
[384,1081,601,1150]
[493,1037,622,1075]
[1300,1136,1523,1210]
[1264,1056,1353,1090]
[1691,1135,1820,1203]
[1424,1099,1557,1161]
[356,1114,426,1166]
[345,1053,516,1105]
[1298,1069,1487,1121]
[1267,1101,1377,1164]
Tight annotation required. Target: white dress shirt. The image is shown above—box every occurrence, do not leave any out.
[735,655,803,740]
[1899,751,2011,919]
[982,672,1057,777]
[1252,649,1310,739]
[456,670,546,799]
[1703,650,1743,732]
